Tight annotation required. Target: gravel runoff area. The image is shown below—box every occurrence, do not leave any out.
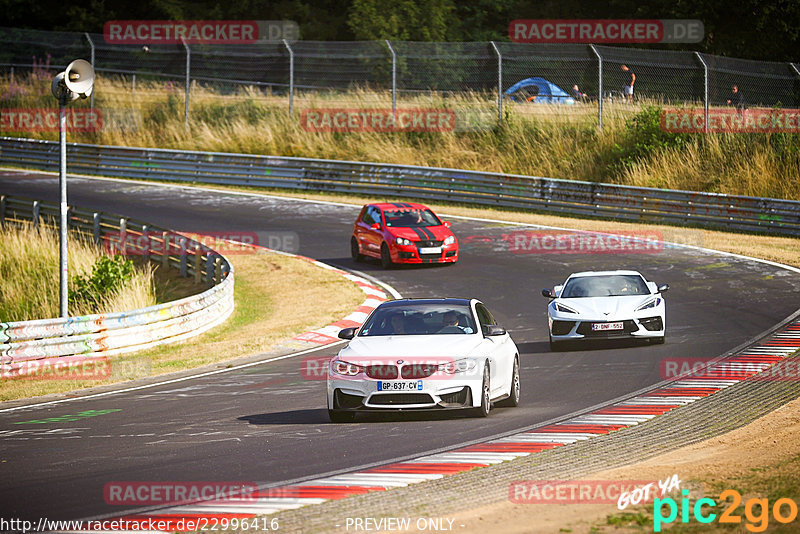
[233,327,800,534]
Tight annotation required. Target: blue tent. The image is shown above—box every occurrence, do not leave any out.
[504,77,575,104]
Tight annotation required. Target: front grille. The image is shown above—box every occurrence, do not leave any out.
[334,390,364,409]
[370,393,434,405]
[366,365,398,379]
[551,320,576,335]
[401,364,438,379]
[416,240,443,248]
[419,253,442,260]
[576,320,638,336]
[640,316,664,331]
[439,387,470,406]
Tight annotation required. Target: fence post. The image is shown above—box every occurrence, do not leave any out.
[206,253,214,287]
[92,212,101,245]
[194,246,202,283]
[695,52,709,133]
[0,195,5,228]
[162,231,170,269]
[141,224,150,261]
[182,37,190,128]
[490,41,503,122]
[283,39,294,114]
[119,218,127,256]
[589,45,603,130]
[132,73,136,95]
[386,40,397,113]
[32,200,40,229]
[84,32,95,110]
[179,238,188,277]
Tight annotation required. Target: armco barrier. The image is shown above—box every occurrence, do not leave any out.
[2,137,800,236]
[0,195,234,372]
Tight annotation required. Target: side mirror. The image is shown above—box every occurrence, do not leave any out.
[338,327,357,340]
[541,288,554,298]
[443,221,452,228]
[657,284,670,292]
[483,324,507,336]
[370,223,381,230]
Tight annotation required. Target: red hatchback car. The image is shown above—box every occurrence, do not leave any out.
[350,203,459,268]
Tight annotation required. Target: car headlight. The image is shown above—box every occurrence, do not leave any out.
[330,359,363,376]
[554,302,578,314]
[395,237,413,246]
[443,235,456,246]
[636,298,662,311]
[438,358,476,374]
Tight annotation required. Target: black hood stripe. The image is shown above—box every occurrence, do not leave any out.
[410,227,427,241]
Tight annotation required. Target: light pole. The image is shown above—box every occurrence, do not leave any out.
[50,59,95,318]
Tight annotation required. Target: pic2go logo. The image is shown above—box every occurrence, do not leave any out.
[654,489,800,532]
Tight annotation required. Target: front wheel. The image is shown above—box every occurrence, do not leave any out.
[470,364,491,418]
[380,244,394,269]
[496,357,520,408]
[350,237,364,262]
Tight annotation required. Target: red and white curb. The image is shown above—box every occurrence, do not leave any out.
[100,321,800,530]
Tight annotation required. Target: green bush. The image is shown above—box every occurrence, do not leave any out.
[608,105,692,175]
[69,256,134,309]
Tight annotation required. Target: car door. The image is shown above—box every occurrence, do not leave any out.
[355,205,381,256]
[475,302,513,396]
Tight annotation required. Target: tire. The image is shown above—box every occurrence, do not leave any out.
[380,243,394,269]
[653,336,665,344]
[497,357,520,408]
[470,364,491,418]
[350,237,364,262]
[328,410,356,423]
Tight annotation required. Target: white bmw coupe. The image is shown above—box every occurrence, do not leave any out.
[542,270,668,350]
[328,298,520,422]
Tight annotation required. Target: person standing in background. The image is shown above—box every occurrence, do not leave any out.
[621,65,635,102]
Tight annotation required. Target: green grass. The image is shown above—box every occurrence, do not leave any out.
[3,73,800,201]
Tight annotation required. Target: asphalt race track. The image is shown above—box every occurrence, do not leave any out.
[2,171,799,524]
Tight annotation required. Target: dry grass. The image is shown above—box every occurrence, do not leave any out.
[1,248,364,401]
[3,74,799,200]
[0,222,156,321]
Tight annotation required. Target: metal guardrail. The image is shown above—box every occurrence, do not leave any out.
[2,137,799,236]
[0,194,234,373]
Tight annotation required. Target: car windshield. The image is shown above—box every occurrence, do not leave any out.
[561,275,650,298]
[359,303,476,336]
[383,208,441,228]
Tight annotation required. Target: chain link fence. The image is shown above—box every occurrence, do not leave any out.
[1,26,799,130]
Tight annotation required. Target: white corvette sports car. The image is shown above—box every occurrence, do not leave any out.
[542,270,668,350]
[328,298,520,422]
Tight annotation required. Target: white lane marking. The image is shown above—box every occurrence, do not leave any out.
[0,342,343,414]
[411,453,523,463]
[570,414,657,424]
